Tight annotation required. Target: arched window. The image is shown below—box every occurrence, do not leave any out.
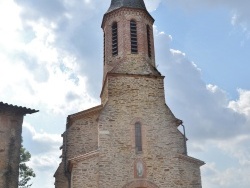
[135,122,142,152]
[112,22,118,56]
[147,25,151,58]
[130,20,138,53]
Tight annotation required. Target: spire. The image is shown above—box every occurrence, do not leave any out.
[106,0,147,13]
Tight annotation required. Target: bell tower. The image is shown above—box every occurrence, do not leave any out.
[101,0,159,82]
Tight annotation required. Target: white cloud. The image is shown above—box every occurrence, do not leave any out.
[22,122,62,187]
[202,162,250,188]
[0,0,100,114]
[145,0,161,12]
[0,1,103,186]
[23,122,61,155]
[229,89,250,116]
[23,123,61,145]
[217,135,250,166]
[154,29,248,141]
[0,1,22,48]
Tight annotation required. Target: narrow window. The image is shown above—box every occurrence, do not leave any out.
[135,122,142,152]
[147,25,151,58]
[130,20,138,53]
[112,22,118,56]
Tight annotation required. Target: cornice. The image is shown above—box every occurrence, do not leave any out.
[100,73,165,98]
[68,105,103,122]
[102,7,154,28]
[68,150,100,171]
[176,154,205,166]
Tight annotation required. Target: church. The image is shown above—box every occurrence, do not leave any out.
[54,0,204,187]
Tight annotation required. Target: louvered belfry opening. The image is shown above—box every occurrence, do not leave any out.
[135,122,142,152]
[147,25,151,58]
[112,22,118,56]
[130,20,138,53]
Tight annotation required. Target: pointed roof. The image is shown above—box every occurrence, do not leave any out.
[106,0,147,13]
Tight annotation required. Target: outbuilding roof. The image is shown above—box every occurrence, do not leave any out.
[0,102,39,115]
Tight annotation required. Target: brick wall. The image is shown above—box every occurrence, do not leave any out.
[102,8,156,80]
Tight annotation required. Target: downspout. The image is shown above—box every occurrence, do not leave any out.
[181,124,187,155]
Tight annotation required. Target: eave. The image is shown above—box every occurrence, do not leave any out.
[0,101,39,115]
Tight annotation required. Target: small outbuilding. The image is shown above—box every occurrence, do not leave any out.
[0,102,38,188]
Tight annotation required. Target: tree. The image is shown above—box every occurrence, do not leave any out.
[19,141,35,188]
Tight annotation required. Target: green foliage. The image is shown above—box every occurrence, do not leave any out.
[19,142,35,188]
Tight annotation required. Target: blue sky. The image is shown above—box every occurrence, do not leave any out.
[153,2,250,98]
[0,0,250,187]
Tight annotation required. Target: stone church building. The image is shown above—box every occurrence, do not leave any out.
[54,0,204,187]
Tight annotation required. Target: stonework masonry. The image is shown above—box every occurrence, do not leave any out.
[0,102,38,188]
[54,0,205,187]
[0,112,23,188]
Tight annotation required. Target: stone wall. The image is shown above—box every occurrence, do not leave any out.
[66,111,100,160]
[64,74,203,188]
[54,107,101,188]
[0,112,23,188]
[54,162,68,188]
[176,155,204,188]
[96,75,196,188]
[70,153,99,188]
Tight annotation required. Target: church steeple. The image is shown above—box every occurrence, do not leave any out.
[106,0,147,13]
